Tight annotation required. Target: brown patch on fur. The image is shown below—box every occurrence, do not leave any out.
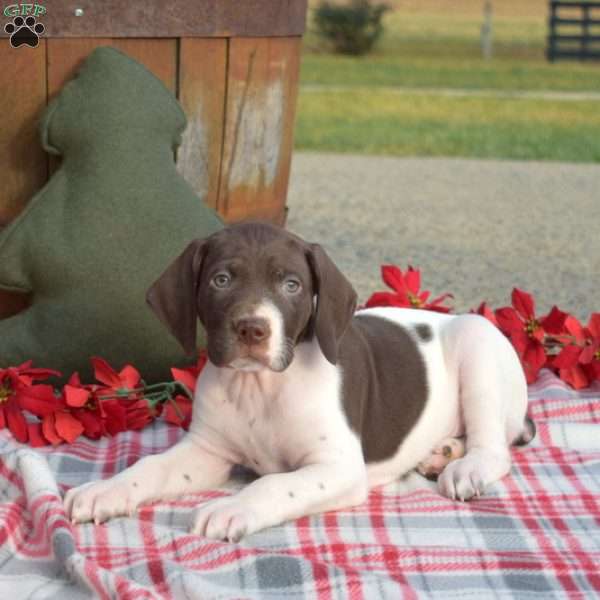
[339,314,429,463]
[415,323,433,342]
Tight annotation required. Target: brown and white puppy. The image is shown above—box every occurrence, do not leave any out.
[64,222,534,542]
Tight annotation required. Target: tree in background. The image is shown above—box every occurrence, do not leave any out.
[314,0,390,56]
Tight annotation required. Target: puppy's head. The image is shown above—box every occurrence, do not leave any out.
[146,222,357,372]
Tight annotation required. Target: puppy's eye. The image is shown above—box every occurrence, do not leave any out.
[212,273,231,289]
[283,279,301,294]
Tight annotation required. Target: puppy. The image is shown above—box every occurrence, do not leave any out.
[64,222,533,542]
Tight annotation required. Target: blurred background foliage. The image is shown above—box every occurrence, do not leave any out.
[313,0,390,55]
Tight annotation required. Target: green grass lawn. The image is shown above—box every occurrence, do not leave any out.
[295,3,600,162]
[300,53,600,92]
[296,89,600,161]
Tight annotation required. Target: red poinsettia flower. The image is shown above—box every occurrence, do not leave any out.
[124,398,156,430]
[16,383,61,418]
[472,301,498,327]
[7,361,61,386]
[64,379,92,408]
[163,395,192,429]
[495,289,567,384]
[42,410,85,445]
[61,372,112,440]
[552,315,590,389]
[22,372,90,446]
[88,358,146,435]
[91,357,141,394]
[165,352,207,430]
[98,398,129,436]
[171,351,207,395]
[75,406,105,439]
[365,265,453,313]
[579,313,600,382]
[27,422,50,448]
[0,362,61,443]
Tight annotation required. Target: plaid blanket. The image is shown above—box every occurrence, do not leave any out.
[1,369,599,599]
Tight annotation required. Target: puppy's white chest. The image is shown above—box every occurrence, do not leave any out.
[236,386,290,472]
[239,416,291,474]
[204,369,297,474]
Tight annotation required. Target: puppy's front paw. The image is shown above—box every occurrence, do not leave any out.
[191,495,259,543]
[437,449,510,502]
[64,479,139,525]
[437,454,488,501]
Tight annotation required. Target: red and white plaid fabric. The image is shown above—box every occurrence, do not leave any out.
[1,368,599,599]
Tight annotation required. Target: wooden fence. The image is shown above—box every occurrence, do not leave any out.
[548,1,600,60]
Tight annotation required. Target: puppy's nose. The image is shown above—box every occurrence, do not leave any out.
[235,318,270,345]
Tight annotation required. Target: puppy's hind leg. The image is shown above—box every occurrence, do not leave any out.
[512,416,536,447]
[437,315,528,501]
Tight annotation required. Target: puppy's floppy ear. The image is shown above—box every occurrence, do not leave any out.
[307,243,357,365]
[146,239,206,356]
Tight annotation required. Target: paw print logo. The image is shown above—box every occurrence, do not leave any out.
[4,15,45,48]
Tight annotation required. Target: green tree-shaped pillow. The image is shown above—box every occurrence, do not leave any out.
[0,47,222,384]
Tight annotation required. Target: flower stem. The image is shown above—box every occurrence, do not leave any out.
[95,381,193,407]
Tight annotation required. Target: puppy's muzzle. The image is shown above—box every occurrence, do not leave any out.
[234,317,271,347]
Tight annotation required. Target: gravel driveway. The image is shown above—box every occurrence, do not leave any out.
[287,153,600,321]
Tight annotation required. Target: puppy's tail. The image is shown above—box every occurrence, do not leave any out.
[512,416,536,446]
